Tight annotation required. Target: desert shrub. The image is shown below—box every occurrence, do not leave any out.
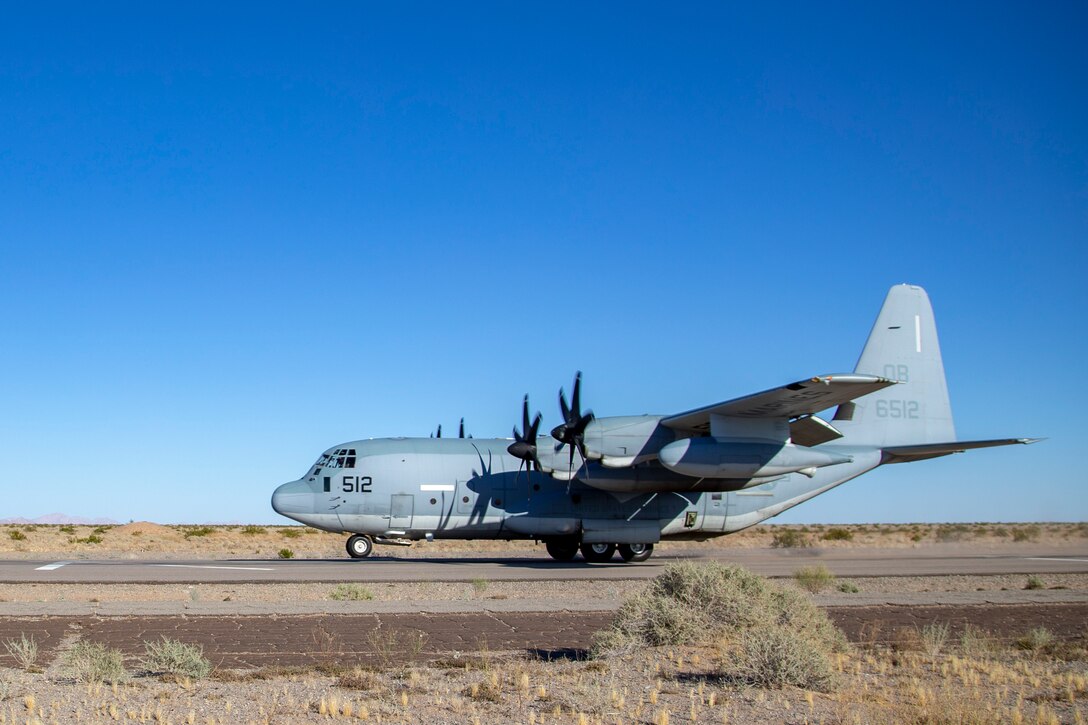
[240,525,266,535]
[724,626,835,690]
[992,526,1009,537]
[92,525,111,535]
[58,525,75,534]
[1024,575,1045,590]
[71,534,103,544]
[183,526,215,538]
[278,548,295,559]
[4,634,38,670]
[837,580,860,594]
[770,529,810,549]
[329,583,374,601]
[1012,525,1040,542]
[142,637,212,679]
[821,527,853,542]
[920,622,950,657]
[281,528,302,539]
[471,578,489,595]
[793,565,836,594]
[593,562,845,658]
[65,641,129,683]
[1016,627,1053,652]
[935,525,971,542]
[7,530,26,541]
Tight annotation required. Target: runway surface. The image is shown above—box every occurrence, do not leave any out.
[3,545,1087,583]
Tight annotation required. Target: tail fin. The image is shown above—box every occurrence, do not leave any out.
[833,284,955,447]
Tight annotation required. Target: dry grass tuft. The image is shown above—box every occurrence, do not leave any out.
[141,637,212,679]
[64,641,129,684]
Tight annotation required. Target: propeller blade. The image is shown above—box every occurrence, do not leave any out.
[459,418,465,439]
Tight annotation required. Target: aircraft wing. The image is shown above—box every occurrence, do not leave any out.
[660,374,896,433]
[882,438,1042,463]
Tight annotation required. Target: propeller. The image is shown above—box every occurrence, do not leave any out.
[551,371,594,472]
[459,417,469,439]
[431,424,442,439]
[508,395,542,480]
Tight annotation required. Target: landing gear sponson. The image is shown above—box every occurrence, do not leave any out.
[345,533,654,563]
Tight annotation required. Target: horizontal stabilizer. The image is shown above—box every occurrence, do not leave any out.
[882,438,1042,464]
[662,374,895,433]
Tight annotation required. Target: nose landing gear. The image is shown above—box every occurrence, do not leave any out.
[346,534,374,558]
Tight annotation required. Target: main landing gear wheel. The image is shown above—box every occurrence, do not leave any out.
[346,535,373,559]
[580,542,617,563]
[545,540,579,562]
[618,543,654,563]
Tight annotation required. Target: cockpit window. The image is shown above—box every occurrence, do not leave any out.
[315,448,356,469]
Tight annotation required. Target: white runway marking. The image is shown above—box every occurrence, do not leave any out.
[35,561,72,571]
[151,564,276,571]
[1025,557,1088,563]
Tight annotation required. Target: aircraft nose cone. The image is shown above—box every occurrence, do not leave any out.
[271,480,311,515]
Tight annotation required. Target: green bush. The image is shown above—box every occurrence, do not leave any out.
[837,581,860,594]
[770,529,810,549]
[59,525,75,534]
[794,565,836,594]
[240,525,266,535]
[1024,575,1045,590]
[821,527,854,542]
[935,525,971,543]
[278,548,294,559]
[280,528,302,539]
[142,637,212,679]
[329,583,374,601]
[71,534,103,544]
[7,530,26,541]
[183,526,215,538]
[65,641,129,683]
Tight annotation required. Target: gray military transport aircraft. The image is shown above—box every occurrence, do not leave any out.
[272,285,1037,562]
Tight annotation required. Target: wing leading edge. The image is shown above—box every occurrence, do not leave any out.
[660,374,896,433]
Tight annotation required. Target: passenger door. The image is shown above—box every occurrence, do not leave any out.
[389,494,413,529]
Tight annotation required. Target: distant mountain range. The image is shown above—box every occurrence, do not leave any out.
[0,513,121,525]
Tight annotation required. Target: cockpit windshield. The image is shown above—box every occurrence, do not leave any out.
[315,448,356,469]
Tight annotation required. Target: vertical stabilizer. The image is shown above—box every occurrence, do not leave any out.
[833,285,955,447]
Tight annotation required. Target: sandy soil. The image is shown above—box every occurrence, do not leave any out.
[3,522,1085,561]
[0,631,1085,723]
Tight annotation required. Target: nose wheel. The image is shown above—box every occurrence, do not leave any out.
[346,534,374,559]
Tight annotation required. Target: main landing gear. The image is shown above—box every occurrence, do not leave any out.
[544,538,654,563]
[346,534,374,558]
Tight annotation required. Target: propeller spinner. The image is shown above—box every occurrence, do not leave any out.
[507,395,542,467]
[551,371,594,469]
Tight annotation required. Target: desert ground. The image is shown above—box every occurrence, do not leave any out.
[2,521,1084,561]
[1,522,1086,723]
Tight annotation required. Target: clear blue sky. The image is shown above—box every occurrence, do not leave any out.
[1,3,1084,524]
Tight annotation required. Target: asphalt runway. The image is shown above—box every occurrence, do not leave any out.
[3,545,1087,583]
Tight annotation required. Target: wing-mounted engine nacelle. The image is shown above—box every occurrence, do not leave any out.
[582,416,675,468]
[658,437,852,479]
